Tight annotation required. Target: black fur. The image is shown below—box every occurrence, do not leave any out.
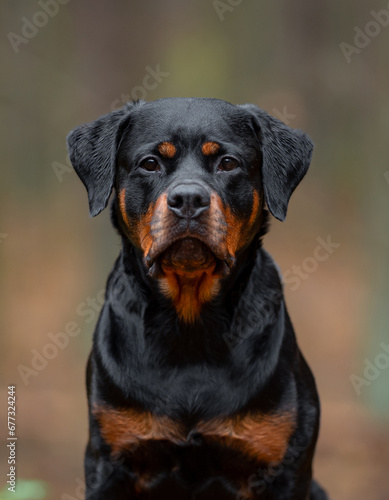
[67,97,329,499]
[239,104,313,221]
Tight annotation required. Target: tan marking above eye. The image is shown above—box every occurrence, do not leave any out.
[158,142,177,158]
[202,141,220,156]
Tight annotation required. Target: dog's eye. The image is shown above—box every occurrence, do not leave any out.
[218,157,239,172]
[141,158,160,172]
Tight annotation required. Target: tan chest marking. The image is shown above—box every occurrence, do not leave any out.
[93,404,185,455]
[196,411,296,464]
[93,404,296,464]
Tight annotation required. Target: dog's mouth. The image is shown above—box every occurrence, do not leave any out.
[146,237,233,279]
[162,237,215,271]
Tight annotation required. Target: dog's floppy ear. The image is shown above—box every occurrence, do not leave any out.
[239,104,314,221]
[66,103,134,217]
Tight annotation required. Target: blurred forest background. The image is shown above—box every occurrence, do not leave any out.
[1,1,389,499]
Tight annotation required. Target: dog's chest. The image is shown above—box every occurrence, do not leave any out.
[93,403,295,495]
[94,403,294,460]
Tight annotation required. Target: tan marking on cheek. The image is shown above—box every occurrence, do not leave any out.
[158,142,176,158]
[119,195,155,251]
[138,203,156,257]
[208,192,230,255]
[248,189,260,228]
[142,193,169,259]
[239,189,263,248]
[119,189,143,248]
[119,189,131,230]
[197,411,296,464]
[224,205,244,257]
[218,189,263,259]
[119,189,145,248]
[201,141,220,156]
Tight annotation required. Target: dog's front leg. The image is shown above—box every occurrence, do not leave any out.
[84,440,137,500]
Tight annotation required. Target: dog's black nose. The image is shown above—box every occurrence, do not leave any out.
[167,183,211,219]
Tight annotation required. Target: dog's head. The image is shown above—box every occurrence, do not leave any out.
[67,98,313,321]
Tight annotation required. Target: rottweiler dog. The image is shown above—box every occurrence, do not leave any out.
[67,98,329,499]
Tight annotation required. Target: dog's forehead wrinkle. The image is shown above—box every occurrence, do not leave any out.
[167,120,230,144]
[130,98,245,141]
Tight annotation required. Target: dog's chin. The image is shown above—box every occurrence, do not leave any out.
[147,237,230,279]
